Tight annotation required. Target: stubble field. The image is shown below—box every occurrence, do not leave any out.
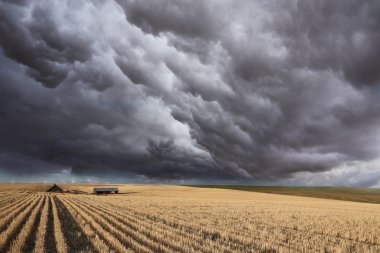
[0,184,379,253]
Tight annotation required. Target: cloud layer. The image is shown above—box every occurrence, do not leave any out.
[0,0,380,185]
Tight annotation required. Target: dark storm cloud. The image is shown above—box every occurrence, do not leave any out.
[0,0,380,185]
[0,1,92,88]
[116,0,221,39]
[271,1,380,87]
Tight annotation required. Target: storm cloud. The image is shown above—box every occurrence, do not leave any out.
[0,0,380,185]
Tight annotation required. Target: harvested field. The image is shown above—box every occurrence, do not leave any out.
[0,184,379,252]
[190,185,380,204]
[0,184,54,192]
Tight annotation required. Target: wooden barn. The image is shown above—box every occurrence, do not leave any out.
[93,187,119,194]
[47,184,64,193]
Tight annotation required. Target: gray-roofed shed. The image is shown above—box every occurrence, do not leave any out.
[93,187,119,194]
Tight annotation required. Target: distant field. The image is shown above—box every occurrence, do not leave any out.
[189,185,380,204]
[0,183,54,192]
[0,184,380,252]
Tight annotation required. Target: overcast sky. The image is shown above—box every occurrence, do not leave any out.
[0,0,380,186]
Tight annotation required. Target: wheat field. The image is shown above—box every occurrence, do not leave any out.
[0,184,379,253]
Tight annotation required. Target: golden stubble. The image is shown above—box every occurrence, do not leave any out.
[0,184,379,253]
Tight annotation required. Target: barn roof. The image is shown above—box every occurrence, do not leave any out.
[47,184,64,192]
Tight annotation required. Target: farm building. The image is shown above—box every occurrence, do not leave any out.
[47,184,64,193]
[93,187,119,194]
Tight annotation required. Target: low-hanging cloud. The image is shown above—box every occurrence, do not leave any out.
[0,0,380,185]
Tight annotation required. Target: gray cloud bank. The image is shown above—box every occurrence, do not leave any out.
[1,0,380,185]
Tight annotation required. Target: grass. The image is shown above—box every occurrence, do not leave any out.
[188,185,380,204]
